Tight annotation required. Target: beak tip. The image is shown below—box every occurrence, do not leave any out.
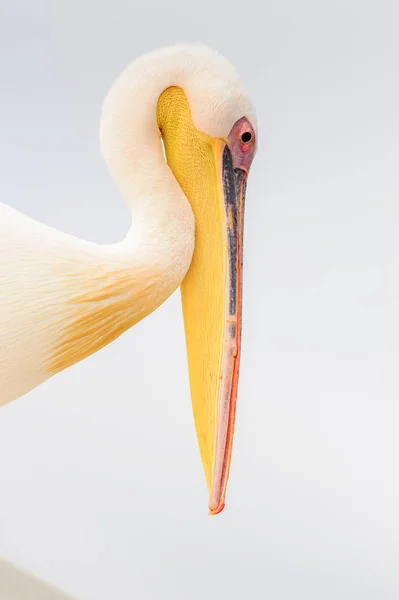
[208,502,226,516]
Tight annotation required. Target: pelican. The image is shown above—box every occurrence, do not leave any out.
[0,44,257,514]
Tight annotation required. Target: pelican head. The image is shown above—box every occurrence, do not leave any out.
[100,45,257,514]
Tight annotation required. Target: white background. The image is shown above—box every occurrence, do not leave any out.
[1,0,399,598]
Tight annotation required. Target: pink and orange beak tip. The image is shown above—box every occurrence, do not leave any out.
[208,502,226,516]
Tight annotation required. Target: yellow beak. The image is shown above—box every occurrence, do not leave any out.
[157,87,248,514]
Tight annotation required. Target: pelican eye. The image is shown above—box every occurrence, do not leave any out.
[241,131,252,143]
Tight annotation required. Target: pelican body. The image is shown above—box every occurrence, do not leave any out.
[0,45,257,514]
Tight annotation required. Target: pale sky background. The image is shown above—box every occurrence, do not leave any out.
[1,0,399,599]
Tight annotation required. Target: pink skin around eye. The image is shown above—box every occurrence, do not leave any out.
[227,117,256,173]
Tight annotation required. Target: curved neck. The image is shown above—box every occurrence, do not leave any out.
[98,44,253,281]
[100,58,186,213]
[99,45,252,214]
[99,57,202,274]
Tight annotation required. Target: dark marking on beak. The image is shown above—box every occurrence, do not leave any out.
[222,145,238,317]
